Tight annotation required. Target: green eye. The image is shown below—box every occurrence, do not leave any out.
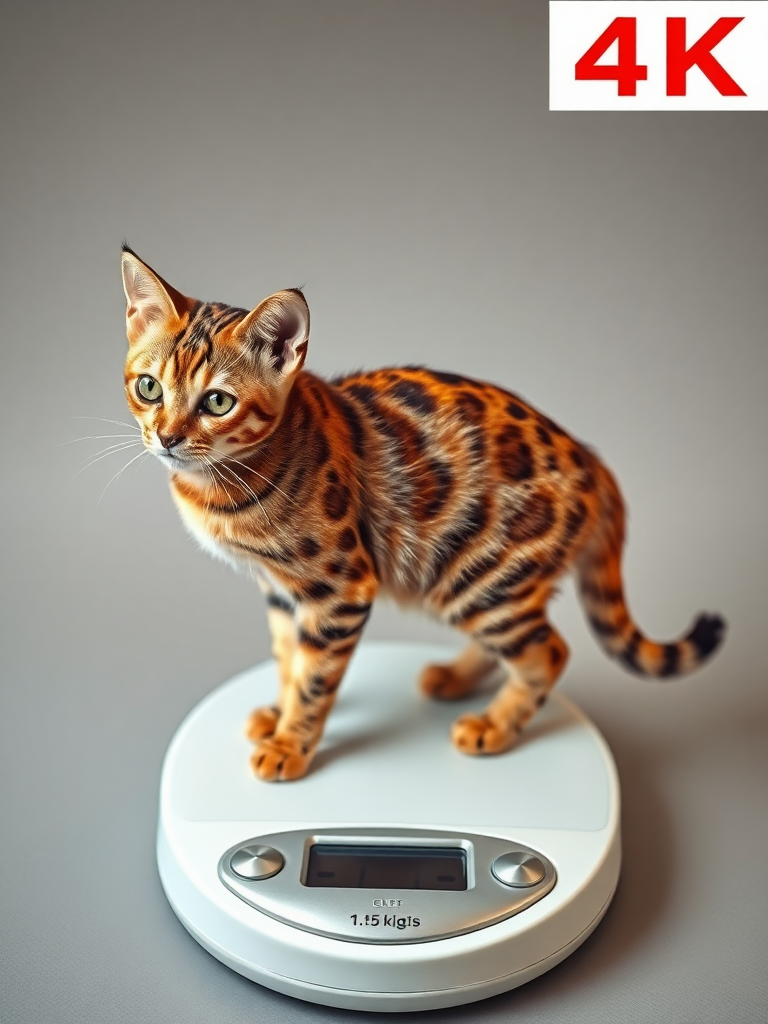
[137,375,162,402]
[202,391,236,416]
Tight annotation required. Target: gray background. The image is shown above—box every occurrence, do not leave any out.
[1,1,766,1021]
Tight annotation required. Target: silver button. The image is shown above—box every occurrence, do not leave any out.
[492,851,546,887]
[230,845,284,880]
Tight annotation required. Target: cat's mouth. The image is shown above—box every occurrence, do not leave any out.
[152,447,198,469]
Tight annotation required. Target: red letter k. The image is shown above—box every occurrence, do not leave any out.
[667,17,746,96]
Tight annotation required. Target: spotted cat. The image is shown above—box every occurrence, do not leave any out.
[121,246,726,780]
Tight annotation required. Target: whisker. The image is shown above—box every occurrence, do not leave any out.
[79,439,144,464]
[98,450,150,504]
[71,415,141,432]
[214,459,261,504]
[218,453,296,504]
[202,455,238,511]
[210,459,269,525]
[76,441,144,475]
[129,449,151,482]
[59,433,142,447]
[215,458,274,528]
[77,447,144,475]
[197,458,218,498]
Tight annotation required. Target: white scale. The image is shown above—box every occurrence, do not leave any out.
[158,642,621,1012]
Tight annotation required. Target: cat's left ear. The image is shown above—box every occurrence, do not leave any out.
[236,289,310,377]
[121,246,195,345]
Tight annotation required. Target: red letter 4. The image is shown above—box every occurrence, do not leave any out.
[667,17,746,96]
[575,17,648,97]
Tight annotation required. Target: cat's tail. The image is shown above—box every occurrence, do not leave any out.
[575,464,726,678]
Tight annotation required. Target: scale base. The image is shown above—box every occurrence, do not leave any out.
[158,642,621,1011]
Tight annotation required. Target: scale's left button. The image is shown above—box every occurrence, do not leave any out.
[229,845,284,880]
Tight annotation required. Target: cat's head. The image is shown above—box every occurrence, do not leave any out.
[121,245,309,473]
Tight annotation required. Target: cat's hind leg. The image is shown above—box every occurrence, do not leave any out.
[452,611,569,755]
[419,642,499,700]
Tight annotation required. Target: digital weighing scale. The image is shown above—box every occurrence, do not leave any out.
[157,642,621,1011]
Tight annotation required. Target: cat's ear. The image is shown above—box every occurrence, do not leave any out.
[236,289,310,377]
[120,246,195,345]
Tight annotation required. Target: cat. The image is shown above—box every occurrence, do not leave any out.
[121,244,726,781]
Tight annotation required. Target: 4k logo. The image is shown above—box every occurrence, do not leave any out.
[550,2,768,110]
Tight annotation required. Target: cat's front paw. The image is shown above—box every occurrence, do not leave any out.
[251,736,311,781]
[451,713,515,755]
[245,705,281,742]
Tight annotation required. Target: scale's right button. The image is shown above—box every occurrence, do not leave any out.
[491,851,547,887]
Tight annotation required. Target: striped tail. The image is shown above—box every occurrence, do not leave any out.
[576,466,726,678]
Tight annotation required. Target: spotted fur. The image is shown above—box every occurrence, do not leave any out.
[121,247,726,780]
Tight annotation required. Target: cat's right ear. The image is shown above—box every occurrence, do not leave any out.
[236,288,310,378]
[120,246,195,345]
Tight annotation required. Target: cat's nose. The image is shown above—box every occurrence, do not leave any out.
[158,431,185,450]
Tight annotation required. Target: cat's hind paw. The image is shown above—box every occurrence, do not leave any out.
[420,663,478,700]
[451,713,515,755]
[251,736,311,781]
[245,705,281,742]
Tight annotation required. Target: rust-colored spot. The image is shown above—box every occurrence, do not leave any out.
[507,492,556,543]
[338,527,357,551]
[345,557,369,581]
[413,460,453,521]
[323,483,350,520]
[239,426,266,445]
[497,427,534,483]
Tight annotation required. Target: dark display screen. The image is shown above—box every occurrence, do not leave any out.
[305,844,467,890]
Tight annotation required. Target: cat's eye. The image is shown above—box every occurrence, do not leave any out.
[201,391,236,416]
[136,375,163,403]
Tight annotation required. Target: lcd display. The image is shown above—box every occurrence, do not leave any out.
[305,844,467,890]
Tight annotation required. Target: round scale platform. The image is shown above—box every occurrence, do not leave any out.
[157,642,621,1012]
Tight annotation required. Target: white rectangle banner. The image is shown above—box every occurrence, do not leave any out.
[550,1,768,110]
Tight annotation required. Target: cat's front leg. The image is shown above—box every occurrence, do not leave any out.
[246,588,298,742]
[251,584,376,781]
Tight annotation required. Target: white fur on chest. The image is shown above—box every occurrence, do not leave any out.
[171,486,243,572]
[182,512,241,569]
[171,487,291,603]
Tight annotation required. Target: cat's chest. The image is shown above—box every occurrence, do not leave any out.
[171,482,251,571]
[186,512,238,565]
[170,479,293,594]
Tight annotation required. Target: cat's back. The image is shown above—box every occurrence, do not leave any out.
[329,365,596,492]
[324,367,603,598]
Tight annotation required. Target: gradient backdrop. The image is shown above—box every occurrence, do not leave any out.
[1,2,766,1022]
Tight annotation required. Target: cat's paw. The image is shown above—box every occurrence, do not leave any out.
[251,736,310,781]
[245,705,281,742]
[420,663,475,700]
[451,713,515,755]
